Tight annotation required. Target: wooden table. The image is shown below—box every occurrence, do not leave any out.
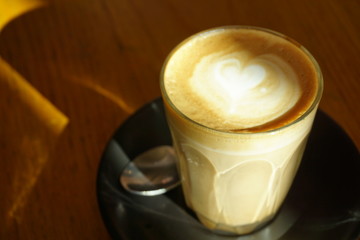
[1,0,359,239]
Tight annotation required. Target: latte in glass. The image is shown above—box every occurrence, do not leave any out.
[160,26,323,235]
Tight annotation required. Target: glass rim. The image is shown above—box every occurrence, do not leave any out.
[160,25,323,136]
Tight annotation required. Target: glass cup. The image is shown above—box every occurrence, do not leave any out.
[160,26,323,235]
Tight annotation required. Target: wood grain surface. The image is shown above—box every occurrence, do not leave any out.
[0,0,359,239]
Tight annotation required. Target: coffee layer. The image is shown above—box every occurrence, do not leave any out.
[164,27,318,132]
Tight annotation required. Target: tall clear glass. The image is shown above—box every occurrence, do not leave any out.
[160,26,323,235]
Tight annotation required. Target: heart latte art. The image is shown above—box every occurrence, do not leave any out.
[190,52,300,129]
[164,28,317,132]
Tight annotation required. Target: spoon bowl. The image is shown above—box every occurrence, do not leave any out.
[120,145,180,196]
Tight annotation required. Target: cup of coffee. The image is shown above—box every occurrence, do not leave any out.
[160,26,323,235]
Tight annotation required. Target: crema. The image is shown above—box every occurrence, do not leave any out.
[164,27,318,132]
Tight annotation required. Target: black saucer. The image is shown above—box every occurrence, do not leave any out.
[97,98,360,240]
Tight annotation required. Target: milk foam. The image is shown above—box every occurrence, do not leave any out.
[190,52,300,128]
[163,28,315,131]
